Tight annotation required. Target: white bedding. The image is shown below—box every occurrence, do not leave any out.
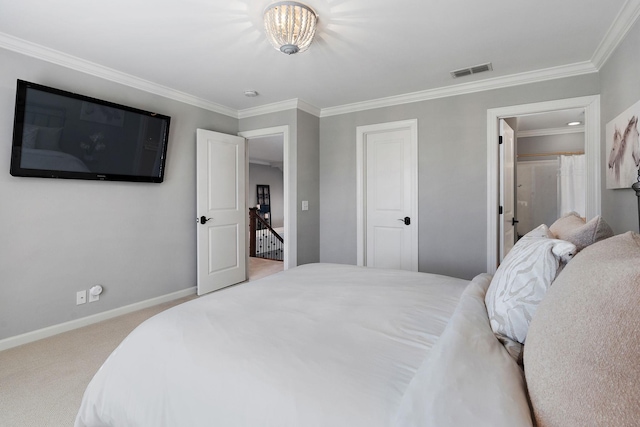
[75,263,469,427]
[394,274,533,426]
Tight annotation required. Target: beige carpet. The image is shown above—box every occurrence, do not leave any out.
[0,260,282,426]
[0,296,196,427]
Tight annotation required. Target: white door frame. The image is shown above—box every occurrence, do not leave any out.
[238,126,296,270]
[356,119,419,269]
[486,95,601,273]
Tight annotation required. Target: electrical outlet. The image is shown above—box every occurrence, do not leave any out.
[76,290,87,305]
[89,291,99,303]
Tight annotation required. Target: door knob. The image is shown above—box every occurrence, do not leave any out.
[511,217,519,226]
[199,216,212,225]
[398,216,410,226]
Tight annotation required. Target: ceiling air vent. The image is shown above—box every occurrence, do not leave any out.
[450,62,493,79]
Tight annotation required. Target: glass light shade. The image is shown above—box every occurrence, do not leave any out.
[264,1,318,55]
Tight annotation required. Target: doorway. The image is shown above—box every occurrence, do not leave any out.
[486,96,601,272]
[247,135,285,280]
[513,108,586,237]
[238,126,296,272]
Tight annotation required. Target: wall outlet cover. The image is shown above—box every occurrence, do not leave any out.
[76,290,87,305]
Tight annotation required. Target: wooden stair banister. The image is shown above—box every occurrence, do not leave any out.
[249,208,284,260]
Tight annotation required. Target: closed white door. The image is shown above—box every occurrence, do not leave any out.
[196,129,246,295]
[358,121,418,271]
[500,119,516,260]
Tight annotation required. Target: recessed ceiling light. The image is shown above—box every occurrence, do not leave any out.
[567,121,581,126]
[244,90,258,97]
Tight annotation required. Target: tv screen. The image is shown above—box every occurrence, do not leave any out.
[10,80,171,183]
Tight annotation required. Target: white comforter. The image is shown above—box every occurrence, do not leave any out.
[75,264,531,427]
[394,273,533,427]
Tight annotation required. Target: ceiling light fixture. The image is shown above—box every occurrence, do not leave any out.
[567,121,582,126]
[244,90,259,97]
[264,1,318,55]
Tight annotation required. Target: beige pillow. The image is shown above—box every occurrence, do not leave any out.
[525,232,640,427]
[549,212,613,251]
[485,225,576,344]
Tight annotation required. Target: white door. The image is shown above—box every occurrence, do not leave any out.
[358,120,418,271]
[196,129,246,295]
[500,119,517,260]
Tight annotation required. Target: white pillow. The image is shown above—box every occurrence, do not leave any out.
[22,124,39,149]
[485,225,576,344]
[24,124,63,151]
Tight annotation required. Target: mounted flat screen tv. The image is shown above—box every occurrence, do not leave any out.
[10,80,171,183]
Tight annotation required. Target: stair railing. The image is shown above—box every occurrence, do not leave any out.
[249,207,284,261]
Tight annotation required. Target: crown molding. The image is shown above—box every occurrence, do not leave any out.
[591,0,640,69]
[237,99,298,119]
[518,125,585,138]
[296,99,322,117]
[320,61,597,117]
[0,32,238,119]
[238,98,321,119]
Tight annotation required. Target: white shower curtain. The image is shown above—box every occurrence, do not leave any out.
[558,155,585,217]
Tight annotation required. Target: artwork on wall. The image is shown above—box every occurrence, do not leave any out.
[606,99,640,189]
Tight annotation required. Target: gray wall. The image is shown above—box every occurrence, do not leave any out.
[0,48,238,339]
[239,109,320,266]
[248,163,284,228]
[319,74,600,280]
[599,18,640,233]
[296,110,320,265]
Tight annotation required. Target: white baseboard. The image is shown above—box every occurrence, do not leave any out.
[0,287,197,352]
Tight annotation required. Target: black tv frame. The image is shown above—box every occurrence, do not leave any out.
[10,80,171,183]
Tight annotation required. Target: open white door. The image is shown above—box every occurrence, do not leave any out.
[357,120,418,271]
[499,119,517,260]
[196,129,246,295]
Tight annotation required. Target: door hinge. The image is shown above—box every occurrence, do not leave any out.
[499,206,503,215]
[499,136,503,145]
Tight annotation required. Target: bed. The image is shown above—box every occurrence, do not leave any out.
[76,213,640,427]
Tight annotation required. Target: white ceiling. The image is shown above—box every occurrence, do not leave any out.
[0,0,636,116]
[517,108,585,133]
